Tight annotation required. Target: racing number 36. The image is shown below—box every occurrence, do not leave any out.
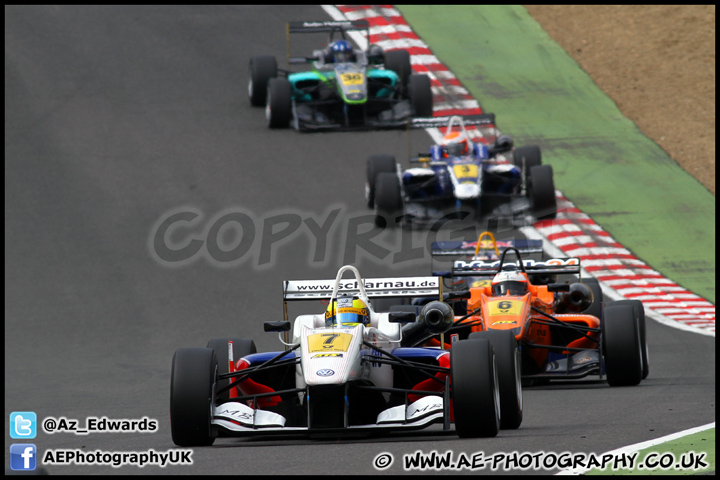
[340,73,364,85]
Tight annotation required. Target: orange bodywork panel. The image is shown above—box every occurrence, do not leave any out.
[451,282,601,358]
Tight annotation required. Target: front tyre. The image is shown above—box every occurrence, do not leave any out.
[451,338,500,438]
[607,300,649,380]
[602,304,643,386]
[469,330,522,429]
[170,348,217,446]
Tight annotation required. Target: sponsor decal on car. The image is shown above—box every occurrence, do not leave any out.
[452,164,478,179]
[487,299,524,316]
[340,73,364,85]
[307,333,353,353]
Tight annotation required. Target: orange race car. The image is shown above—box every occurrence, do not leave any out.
[409,232,649,428]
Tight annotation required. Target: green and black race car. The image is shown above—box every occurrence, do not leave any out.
[248,20,433,131]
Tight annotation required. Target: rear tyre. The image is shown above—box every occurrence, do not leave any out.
[384,49,412,93]
[408,74,433,117]
[266,78,292,128]
[366,154,397,208]
[170,348,217,446]
[602,304,642,386]
[529,164,557,220]
[451,338,500,438]
[608,300,649,380]
[374,172,403,228]
[206,338,257,402]
[512,145,542,171]
[248,55,278,107]
[581,277,604,321]
[469,330,522,429]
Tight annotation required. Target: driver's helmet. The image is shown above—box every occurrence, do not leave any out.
[325,295,369,327]
[329,40,353,63]
[442,130,470,157]
[491,270,529,296]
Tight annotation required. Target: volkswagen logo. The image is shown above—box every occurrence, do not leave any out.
[316,369,335,377]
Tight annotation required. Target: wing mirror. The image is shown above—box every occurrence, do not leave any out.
[547,283,570,292]
[388,312,417,323]
[445,290,471,300]
[264,321,291,332]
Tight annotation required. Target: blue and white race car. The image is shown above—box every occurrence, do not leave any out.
[248,20,433,130]
[366,115,558,227]
[170,265,506,446]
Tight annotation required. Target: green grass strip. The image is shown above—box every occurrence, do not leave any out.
[398,5,715,303]
[586,428,714,475]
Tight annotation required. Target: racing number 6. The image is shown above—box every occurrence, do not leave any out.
[498,301,512,312]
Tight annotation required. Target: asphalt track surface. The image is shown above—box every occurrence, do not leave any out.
[4,5,715,475]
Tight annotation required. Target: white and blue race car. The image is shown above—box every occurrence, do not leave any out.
[170,265,505,446]
[366,115,558,227]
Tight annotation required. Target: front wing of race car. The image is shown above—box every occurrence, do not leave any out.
[212,394,446,434]
[292,95,417,131]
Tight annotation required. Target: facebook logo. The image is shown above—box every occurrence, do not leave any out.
[10,411,37,439]
[10,444,37,471]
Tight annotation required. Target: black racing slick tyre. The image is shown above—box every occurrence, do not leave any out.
[374,172,403,228]
[512,145,542,171]
[608,300,649,380]
[408,74,434,117]
[206,338,257,402]
[366,154,397,208]
[469,330,522,429]
[451,338,501,438]
[266,77,292,128]
[581,277,604,321]
[170,347,217,446]
[384,49,412,93]
[248,55,278,107]
[529,164,557,220]
[602,303,643,386]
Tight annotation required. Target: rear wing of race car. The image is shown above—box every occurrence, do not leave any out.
[286,20,369,64]
[446,257,582,278]
[284,271,442,302]
[409,113,496,132]
[287,19,370,34]
[409,114,498,161]
[278,266,443,341]
[431,239,543,257]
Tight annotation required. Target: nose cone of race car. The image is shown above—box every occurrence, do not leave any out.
[301,325,364,386]
[454,183,481,199]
